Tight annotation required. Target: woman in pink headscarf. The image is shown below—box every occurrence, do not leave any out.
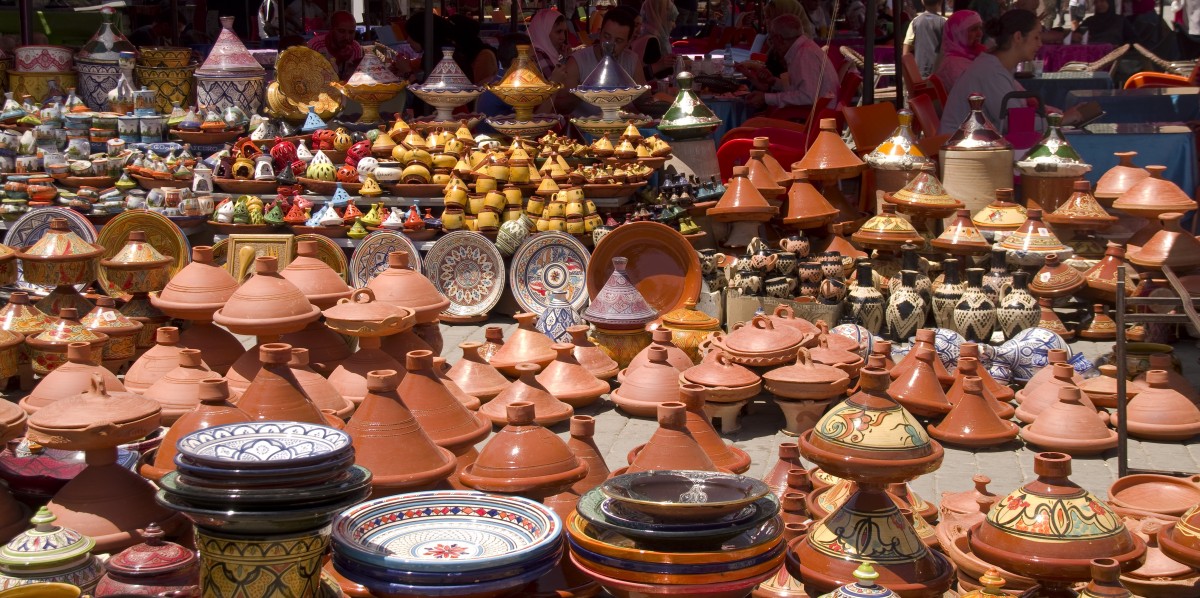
[529,9,570,76]
[933,10,985,93]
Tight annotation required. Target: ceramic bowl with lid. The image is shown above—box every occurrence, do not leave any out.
[174,421,352,470]
[599,470,770,523]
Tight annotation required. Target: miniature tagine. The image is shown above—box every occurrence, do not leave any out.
[94,523,199,596]
[409,47,483,124]
[708,166,779,248]
[0,507,104,592]
[996,208,1073,266]
[972,188,1027,236]
[15,218,103,317]
[657,71,722,140]
[486,45,561,128]
[932,209,992,255]
[337,46,408,124]
[851,203,925,250]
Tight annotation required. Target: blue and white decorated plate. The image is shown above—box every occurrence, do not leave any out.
[349,229,421,288]
[175,421,352,469]
[509,231,590,315]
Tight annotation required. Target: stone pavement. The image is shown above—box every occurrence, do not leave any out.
[437,317,1200,502]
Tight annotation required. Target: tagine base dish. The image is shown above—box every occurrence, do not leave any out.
[486,114,562,138]
[571,114,654,136]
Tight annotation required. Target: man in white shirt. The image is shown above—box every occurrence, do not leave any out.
[746,14,839,110]
[903,0,946,78]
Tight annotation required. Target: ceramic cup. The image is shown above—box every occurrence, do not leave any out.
[766,277,797,299]
[139,115,166,143]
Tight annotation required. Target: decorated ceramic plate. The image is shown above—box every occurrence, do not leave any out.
[332,491,562,572]
[8,207,97,294]
[575,488,777,545]
[176,421,353,469]
[295,233,348,282]
[509,231,590,316]
[423,231,505,318]
[96,209,190,298]
[349,229,421,288]
[587,221,701,318]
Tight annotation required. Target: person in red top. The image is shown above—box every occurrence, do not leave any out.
[308,11,364,80]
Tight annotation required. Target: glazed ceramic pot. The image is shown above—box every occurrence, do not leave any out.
[479,362,573,427]
[94,523,199,596]
[583,257,658,331]
[954,268,997,343]
[134,64,197,113]
[99,230,173,295]
[536,291,580,344]
[981,248,1014,303]
[847,262,885,335]
[536,343,610,408]
[0,507,103,592]
[80,297,142,370]
[446,341,510,401]
[996,208,1072,267]
[996,271,1039,341]
[658,299,721,363]
[941,94,1014,215]
[15,219,102,289]
[25,308,108,377]
[886,271,927,343]
[193,527,329,598]
[193,17,265,112]
[623,402,721,474]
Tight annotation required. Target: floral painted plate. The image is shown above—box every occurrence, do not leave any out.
[96,209,190,299]
[295,233,348,282]
[8,207,97,294]
[175,422,352,469]
[349,229,421,288]
[423,231,505,318]
[509,231,590,316]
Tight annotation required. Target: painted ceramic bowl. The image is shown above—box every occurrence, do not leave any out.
[331,552,556,598]
[330,540,561,586]
[331,491,563,573]
[569,539,785,585]
[174,422,352,470]
[173,450,355,481]
[14,46,74,72]
[576,487,779,547]
[565,510,782,565]
[138,47,192,68]
[156,484,370,535]
[599,471,770,523]
[569,551,778,598]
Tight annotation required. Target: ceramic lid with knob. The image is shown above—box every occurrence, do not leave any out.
[195,16,265,76]
[103,523,197,578]
[1112,165,1197,217]
[76,7,136,62]
[577,42,641,90]
[718,315,805,355]
[660,298,719,330]
[322,288,416,337]
[943,93,1011,150]
[659,72,721,130]
[31,308,107,346]
[1016,113,1090,176]
[793,118,866,179]
[819,563,897,598]
[583,257,657,328]
[866,110,930,171]
[346,47,402,86]
[458,401,589,495]
[0,507,96,573]
[212,256,322,336]
[27,374,162,451]
[99,230,173,271]
[16,218,103,261]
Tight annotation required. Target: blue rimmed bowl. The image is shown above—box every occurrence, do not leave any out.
[331,491,563,573]
[576,488,779,547]
[567,533,784,575]
[160,466,371,509]
[332,551,556,598]
[175,421,352,469]
[173,450,355,480]
[331,539,562,585]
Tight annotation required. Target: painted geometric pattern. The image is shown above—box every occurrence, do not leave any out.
[987,491,1124,541]
[77,65,122,110]
[197,78,264,113]
[358,506,540,537]
[196,532,329,598]
[424,232,504,317]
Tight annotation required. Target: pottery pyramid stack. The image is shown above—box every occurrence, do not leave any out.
[794,118,867,228]
[194,16,266,112]
[709,166,779,249]
[583,256,657,368]
[321,287,414,404]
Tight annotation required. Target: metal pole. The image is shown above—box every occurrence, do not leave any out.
[1116,266,1128,478]
[511,0,519,32]
[172,0,181,45]
[864,0,876,105]
[278,0,286,42]
[893,8,904,104]
[424,9,436,80]
[18,0,33,44]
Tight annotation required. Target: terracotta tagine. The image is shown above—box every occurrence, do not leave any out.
[1135,353,1198,403]
[1043,180,1118,231]
[149,246,243,376]
[763,347,849,436]
[1080,365,1146,410]
[1112,370,1200,441]
[446,341,510,400]
[280,320,353,376]
[322,287,414,405]
[233,343,328,425]
[94,523,199,597]
[1014,363,1103,425]
[782,170,839,230]
[627,384,751,474]
[0,292,53,391]
[0,507,104,592]
[122,327,191,394]
[809,332,865,377]
[1014,349,1079,404]
[535,343,610,408]
[940,475,997,523]
[213,256,321,337]
[1120,518,1198,597]
[433,356,481,411]
[583,257,658,331]
[21,342,125,415]
[141,348,219,424]
[619,401,721,476]
[1020,385,1117,455]
[544,414,610,517]
[1080,558,1134,598]
[344,369,456,496]
[709,315,806,367]
[488,312,557,375]
[1080,305,1119,341]
[15,219,103,317]
[80,297,142,372]
[929,376,1019,447]
[609,345,683,418]
[888,347,952,418]
[947,357,1016,419]
[140,379,250,482]
[1094,152,1148,204]
[1112,165,1197,219]
[708,165,778,224]
[767,304,821,343]
[1128,212,1200,271]
[365,251,450,324]
[961,342,1015,402]
[280,240,353,309]
[289,348,355,419]
[459,401,588,499]
[621,328,693,380]
[851,203,925,250]
[480,362,573,427]
[26,374,184,552]
[25,308,108,377]
[566,325,619,380]
[969,452,1146,593]
[932,209,992,255]
[1029,254,1085,299]
[680,350,762,431]
[890,329,954,388]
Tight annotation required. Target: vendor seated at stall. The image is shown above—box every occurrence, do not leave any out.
[742,14,838,111]
[308,11,364,80]
[549,6,648,117]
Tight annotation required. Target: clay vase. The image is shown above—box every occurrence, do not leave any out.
[954,268,997,343]
[488,313,557,375]
[142,348,219,424]
[970,452,1146,591]
[446,341,510,400]
[888,347,952,418]
[947,357,1016,420]
[929,377,1019,448]
[396,350,491,488]
[1113,370,1200,441]
[289,348,355,419]
[326,336,405,405]
[982,247,1014,303]
[626,384,752,474]
[233,343,327,425]
[566,324,619,380]
[535,343,610,408]
[1135,353,1198,404]
[1080,558,1134,598]
[885,270,928,344]
[480,363,573,427]
[544,415,611,517]
[932,259,965,332]
[21,342,126,415]
[620,328,693,383]
[960,342,1015,402]
[343,369,456,496]
[1015,349,1079,404]
[1015,362,1102,424]
[279,240,352,309]
[1021,386,1118,455]
[140,379,249,482]
[997,271,1040,341]
[434,357,482,411]
[365,251,450,324]
[212,257,321,337]
[764,444,807,498]
[459,401,589,499]
[1080,365,1146,410]
[621,402,722,475]
[610,345,683,418]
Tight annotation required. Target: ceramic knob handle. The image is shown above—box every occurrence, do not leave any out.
[59,307,79,320]
[507,401,536,426]
[782,492,806,513]
[178,348,203,368]
[570,415,594,438]
[551,343,574,359]
[656,402,686,428]
[1052,363,1075,381]
[192,246,215,264]
[406,349,434,371]
[367,369,401,391]
[197,378,231,404]
[388,251,409,269]
[859,368,890,392]
[259,343,292,364]
[297,240,318,257]
[66,342,90,364]
[1145,370,1169,387]
[782,521,809,542]
[647,346,669,364]
[156,326,180,345]
[288,348,310,367]
[651,328,671,343]
[1089,558,1121,584]
[485,327,504,343]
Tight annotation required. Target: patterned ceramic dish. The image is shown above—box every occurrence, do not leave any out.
[600,471,770,523]
[422,231,505,318]
[332,551,558,598]
[331,540,562,586]
[175,422,353,470]
[348,230,421,288]
[576,488,777,546]
[155,483,370,535]
[508,231,590,316]
[568,534,785,577]
[159,466,370,508]
[565,511,782,565]
[331,491,563,572]
[173,450,355,480]
[569,551,779,596]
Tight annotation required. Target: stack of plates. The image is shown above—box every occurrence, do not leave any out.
[331,491,565,597]
[155,422,371,534]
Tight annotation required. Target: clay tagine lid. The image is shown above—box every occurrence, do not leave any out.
[932,209,992,254]
[1016,113,1090,176]
[1118,370,1200,440]
[1130,519,1192,580]
[970,452,1146,584]
[15,218,103,262]
[625,402,720,473]
[151,246,239,321]
[1128,213,1200,271]
[366,251,451,324]
[972,189,1028,233]
[747,149,786,200]
[1029,254,1085,298]
[943,93,1012,150]
[0,291,53,335]
[196,16,265,76]
[213,256,322,337]
[716,314,805,358]
[1043,181,1118,230]
[865,109,930,171]
[682,350,761,389]
[851,203,925,249]
[998,209,1068,253]
[793,118,866,179]
[100,230,173,272]
[1112,165,1197,218]
[0,507,96,574]
[783,169,839,229]
[1094,152,1147,202]
[81,297,143,338]
[459,401,589,495]
[707,166,778,222]
[27,373,161,451]
[660,298,719,330]
[885,168,963,217]
[583,257,657,329]
[30,307,108,349]
[761,347,850,399]
[280,240,353,309]
[1020,386,1118,455]
[103,523,197,579]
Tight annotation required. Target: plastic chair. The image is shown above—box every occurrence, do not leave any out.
[843,102,899,156]
[716,138,756,181]
[741,117,810,133]
[718,126,760,147]
[837,70,864,107]
[900,53,924,90]
[752,127,810,167]
[908,91,940,136]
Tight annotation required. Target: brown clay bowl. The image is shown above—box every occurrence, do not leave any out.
[599,470,769,523]
[1109,474,1200,518]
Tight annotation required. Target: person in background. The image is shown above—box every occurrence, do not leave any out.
[632,0,678,80]
[675,0,699,35]
[449,15,499,85]
[1129,0,1178,59]
[744,14,838,110]
[968,0,1000,26]
[802,0,833,34]
[762,0,815,75]
[529,9,572,76]
[308,11,364,80]
[130,19,173,46]
[903,0,947,78]
[1068,0,1087,29]
[590,0,614,35]
[1081,0,1131,44]
[932,9,984,91]
[550,6,646,116]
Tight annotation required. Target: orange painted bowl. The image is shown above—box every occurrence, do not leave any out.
[565,511,782,565]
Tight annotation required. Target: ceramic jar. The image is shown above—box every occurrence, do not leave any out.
[886,270,927,343]
[193,17,265,112]
[932,259,965,332]
[0,508,103,592]
[996,271,1040,341]
[535,291,579,344]
[848,261,885,335]
[94,523,199,596]
[657,299,721,363]
[954,268,997,343]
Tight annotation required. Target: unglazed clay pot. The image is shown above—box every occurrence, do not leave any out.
[446,341,510,401]
[122,327,193,394]
[365,251,449,324]
[566,324,619,380]
[947,357,1015,420]
[1135,353,1198,404]
[434,357,482,411]
[620,328,692,382]
[150,246,238,321]
[888,347,952,418]
[233,343,327,425]
[1112,370,1200,441]
[1014,348,1079,404]
[1081,365,1147,410]
[610,346,683,418]
[379,327,433,365]
[343,369,456,496]
[21,342,125,415]
[280,240,352,309]
[480,363,573,427]
[928,377,1019,448]
[212,257,321,337]
[627,384,751,474]
[620,402,722,475]
[763,444,807,498]
[279,321,352,376]
[808,334,865,378]
[289,348,355,420]
[767,304,821,346]
[177,322,243,377]
[140,379,249,482]
[488,313,556,375]
[709,315,806,367]
[890,329,953,388]
[536,343,609,408]
[459,401,588,499]
[544,415,611,518]
[960,342,1014,402]
[479,326,505,362]
[395,350,491,488]
[141,348,219,424]
[1014,363,1104,425]
[326,336,405,406]
[681,349,762,403]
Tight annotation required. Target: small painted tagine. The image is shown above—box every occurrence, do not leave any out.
[657,298,720,363]
[485,45,562,121]
[26,308,108,376]
[0,507,104,592]
[94,523,199,596]
[99,230,173,295]
[15,218,102,291]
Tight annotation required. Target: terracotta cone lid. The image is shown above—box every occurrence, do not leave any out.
[344,369,456,492]
[885,169,963,217]
[1128,213,1200,271]
[624,328,692,377]
[122,327,187,394]
[940,475,997,518]
[1094,152,1148,201]
[929,377,1019,447]
[1017,349,1078,399]
[998,209,1068,253]
[947,357,1015,419]
[1114,370,1200,441]
[747,150,786,199]
[565,415,611,494]
[280,241,353,309]
[625,402,722,474]
[808,333,864,374]
[972,189,1028,233]
[1079,305,1118,341]
[932,209,992,254]
[536,343,610,406]
[887,347,952,417]
[289,348,355,418]
[890,329,954,387]
[100,230,173,272]
[768,304,822,337]
[1079,364,1145,409]
[851,203,925,249]
[1044,181,1118,229]
[213,257,321,336]
[1021,386,1118,454]
[1078,558,1134,598]
[481,363,573,427]
[583,258,658,329]
[365,251,451,324]
[971,452,1145,583]
[1128,520,1192,580]
[1113,165,1197,217]
[566,325,619,380]
[489,312,557,373]
[151,246,239,321]
[682,349,761,389]
[708,166,778,222]
[459,401,589,495]
[233,343,327,425]
[783,169,839,228]
[611,346,683,417]
[142,348,219,423]
[446,341,510,400]
[27,373,161,451]
[23,342,126,415]
[794,118,866,179]
[1016,362,1097,423]
[753,137,793,185]
[196,16,265,75]
[652,384,752,473]
[146,379,250,478]
[1030,254,1085,298]
[397,350,491,453]
[433,356,482,412]
[1136,353,1198,402]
